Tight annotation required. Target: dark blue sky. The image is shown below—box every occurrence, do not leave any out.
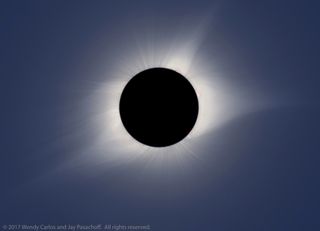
[1,1,320,230]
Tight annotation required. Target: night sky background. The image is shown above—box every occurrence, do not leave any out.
[1,1,320,230]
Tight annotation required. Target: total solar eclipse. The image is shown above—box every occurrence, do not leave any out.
[119,67,199,147]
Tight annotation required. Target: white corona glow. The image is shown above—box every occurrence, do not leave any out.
[82,34,232,166]
[80,21,261,168]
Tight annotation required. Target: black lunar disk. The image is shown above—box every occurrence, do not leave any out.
[119,67,199,147]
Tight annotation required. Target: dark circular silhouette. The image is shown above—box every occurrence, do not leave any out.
[119,67,198,147]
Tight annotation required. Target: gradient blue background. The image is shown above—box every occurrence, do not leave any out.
[1,1,320,230]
